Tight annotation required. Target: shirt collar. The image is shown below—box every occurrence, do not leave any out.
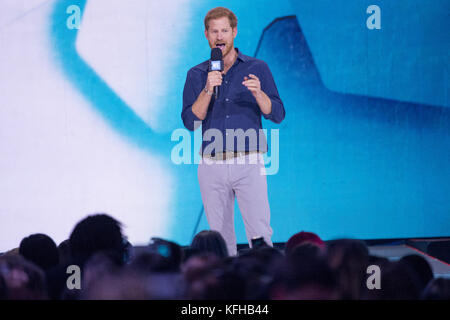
[236,48,248,62]
[200,48,247,71]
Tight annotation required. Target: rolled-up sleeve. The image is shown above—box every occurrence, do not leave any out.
[260,62,285,124]
[182,69,202,131]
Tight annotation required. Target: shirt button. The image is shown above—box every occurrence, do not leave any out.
[225,98,229,102]
[226,115,229,118]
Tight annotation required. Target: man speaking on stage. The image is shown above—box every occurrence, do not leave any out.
[181,7,285,255]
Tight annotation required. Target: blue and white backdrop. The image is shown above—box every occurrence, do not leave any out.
[0,0,449,251]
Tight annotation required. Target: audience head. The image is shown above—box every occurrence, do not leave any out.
[326,239,369,299]
[363,260,422,300]
[0,273,7,300]
[0,255,47,299]
[69,213,126,266]
[83,251,124,285]
[182,252,223,284]
[399,254,433,293]
[285,231,325,256]
[57,239,71,266]
[81,268,185,300]
[234,247,284,299]
[130,238,182,273]
[184,260,246,300]
[422,277,450,300]
[272,244,338,300]
[191,230,229,259]
[19,233,59,271]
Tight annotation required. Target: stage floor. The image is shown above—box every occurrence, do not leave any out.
[368,244,450,278]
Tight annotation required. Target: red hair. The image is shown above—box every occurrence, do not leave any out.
[204,7,238,30]
[285,231,325,255]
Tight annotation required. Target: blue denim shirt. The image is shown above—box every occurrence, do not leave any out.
[182,49,285,155]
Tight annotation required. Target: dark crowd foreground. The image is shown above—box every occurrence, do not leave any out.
[0,214,449,300]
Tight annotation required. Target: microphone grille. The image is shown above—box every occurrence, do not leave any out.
[211,48,222,60]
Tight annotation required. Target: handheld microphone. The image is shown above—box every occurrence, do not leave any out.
[209,48,223,100]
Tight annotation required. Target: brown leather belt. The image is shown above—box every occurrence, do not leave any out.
[202,150,261,161]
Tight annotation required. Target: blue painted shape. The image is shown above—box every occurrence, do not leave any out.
[290,0,450,108]
[256,16,450,240]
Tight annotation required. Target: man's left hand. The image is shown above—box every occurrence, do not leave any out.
[242,74,272,115]
[242,74,263,98]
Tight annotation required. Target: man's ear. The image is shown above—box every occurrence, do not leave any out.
[204,29,208,39]
[233,27,238,38]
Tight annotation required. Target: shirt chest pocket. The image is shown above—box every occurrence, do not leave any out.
[230,88,255,104]
[229,87,260,119]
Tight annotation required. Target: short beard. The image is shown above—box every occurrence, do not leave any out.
[222,43,234,59]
